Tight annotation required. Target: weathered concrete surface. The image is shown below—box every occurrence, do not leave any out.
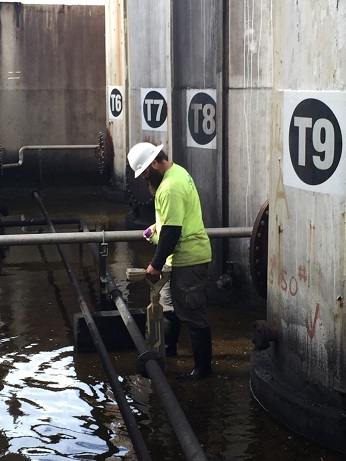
[0,3,106,185]
[251,1,346,453]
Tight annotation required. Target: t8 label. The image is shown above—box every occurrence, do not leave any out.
[187,89,217,149]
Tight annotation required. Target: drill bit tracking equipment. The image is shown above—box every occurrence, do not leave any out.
[126,266,171,363]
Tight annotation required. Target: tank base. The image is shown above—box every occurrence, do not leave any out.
[250,350,346,454]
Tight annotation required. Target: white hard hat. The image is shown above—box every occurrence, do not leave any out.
[127,142,164,178]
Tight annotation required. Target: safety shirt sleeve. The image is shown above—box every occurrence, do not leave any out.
[150,225,182,271]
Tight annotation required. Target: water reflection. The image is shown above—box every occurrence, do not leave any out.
[0,187,344,461]
[1,346,143,461]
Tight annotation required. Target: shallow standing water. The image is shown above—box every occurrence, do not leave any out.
[0,186,343,461]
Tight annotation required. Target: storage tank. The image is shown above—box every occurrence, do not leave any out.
[250,1,346,454]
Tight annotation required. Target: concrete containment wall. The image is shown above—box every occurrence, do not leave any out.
[0,2,106,185]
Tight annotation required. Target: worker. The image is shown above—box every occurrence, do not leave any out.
[127,142,213,381]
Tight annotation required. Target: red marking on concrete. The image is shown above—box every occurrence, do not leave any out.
[306,303,320,339]
[288,276,298,296]
[298,265,308,283]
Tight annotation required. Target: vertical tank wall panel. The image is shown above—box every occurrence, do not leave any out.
[172,0,218,88]
[123,0,172,227]
[126,0,171,152]
[225,1,273,297]
[251,1,346,453]
[105,0,128,192]
[0,4,106,184]
[171,0,223,231]
[170,1,224,276]
[226,89,271,286]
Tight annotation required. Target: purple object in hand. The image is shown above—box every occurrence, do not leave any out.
[143,227,152,238]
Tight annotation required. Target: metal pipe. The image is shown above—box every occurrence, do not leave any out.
[31,198,208,461]
[77,220,210,460]
[2,145,99,169]
[70,220,210,461]
[107,276,208,461]
[32,191,152,461]
[206,227,252,238]
[0,227,252,246]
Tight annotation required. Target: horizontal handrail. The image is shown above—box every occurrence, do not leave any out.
[0,227,252,246]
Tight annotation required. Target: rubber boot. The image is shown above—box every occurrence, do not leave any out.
[164,311,181,357]
[177,326,213,381]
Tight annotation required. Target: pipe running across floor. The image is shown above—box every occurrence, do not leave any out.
[31,191,209,461]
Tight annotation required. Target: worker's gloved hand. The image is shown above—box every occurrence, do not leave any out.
[146,264,161,276]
